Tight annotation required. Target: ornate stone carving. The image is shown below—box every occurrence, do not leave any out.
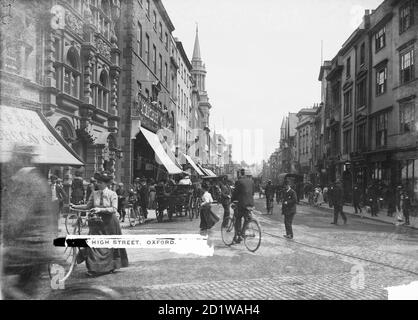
[65,11,83,37]
[95,38,111,61]
[83,53,95,102]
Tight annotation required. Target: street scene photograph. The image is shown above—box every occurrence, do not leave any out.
[0,0,418,303]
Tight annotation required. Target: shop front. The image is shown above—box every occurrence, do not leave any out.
[392,148,418,205]
[0,105,84,208]
[131,125,183,182]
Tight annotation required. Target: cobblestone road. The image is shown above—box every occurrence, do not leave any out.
[44,198,418,300]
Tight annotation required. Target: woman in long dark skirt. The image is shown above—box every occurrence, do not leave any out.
[71,171,128,276]
[199,183,219,232]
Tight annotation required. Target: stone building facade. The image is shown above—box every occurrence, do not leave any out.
[117,0,176,184]
[1,0,122,183]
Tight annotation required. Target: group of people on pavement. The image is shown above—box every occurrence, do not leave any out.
[302,180,413,226]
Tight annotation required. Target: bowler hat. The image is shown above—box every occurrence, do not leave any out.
[94,171,113,183]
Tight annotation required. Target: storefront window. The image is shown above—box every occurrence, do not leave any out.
[401,159,417,203]
[414,159,418,202]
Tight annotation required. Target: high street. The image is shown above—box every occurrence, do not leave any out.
[44,198,418,300]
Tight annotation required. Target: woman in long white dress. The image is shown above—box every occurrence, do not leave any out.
[199,184,219,232]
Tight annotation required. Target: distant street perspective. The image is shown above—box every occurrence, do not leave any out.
[1,0,417,301]
[40,193,418,300]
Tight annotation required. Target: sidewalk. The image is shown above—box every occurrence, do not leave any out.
[299,199,418,230]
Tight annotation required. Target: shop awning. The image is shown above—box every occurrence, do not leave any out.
[205,168,217,177]
[140,127,183,175]
[184,154,205,176]
[196,163,209,176]
[0,105,84,166]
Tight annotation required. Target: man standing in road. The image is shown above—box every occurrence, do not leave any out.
[264,180,276,215]
[331,180,347,225]
[231,169,254,243]
[281,181,297,239]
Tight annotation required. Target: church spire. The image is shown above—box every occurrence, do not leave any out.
[192,23,202,62]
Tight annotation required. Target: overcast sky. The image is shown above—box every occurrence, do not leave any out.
[163,0,383,165]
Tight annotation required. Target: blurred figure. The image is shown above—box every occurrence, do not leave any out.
[71,171,85,205]
[1,145,56,299]
[50,174,67,233]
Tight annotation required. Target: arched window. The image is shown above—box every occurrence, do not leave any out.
[55,119,74,144]
[64,48,80,98]
[97,70,110,111]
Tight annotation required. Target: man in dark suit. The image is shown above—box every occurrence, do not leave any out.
[231,169,254,243]
[352,184,362,214]
[138,177,149,219]
[264,180,276,215]
[282,181,297,239]
[331,180,347,225]
[220,176,232,227]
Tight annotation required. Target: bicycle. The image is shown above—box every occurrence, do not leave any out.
[125,203,143,227]
[221,202,262,252]
[65,208,90,235]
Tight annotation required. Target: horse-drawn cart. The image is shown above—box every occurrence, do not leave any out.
[155,184,197,222]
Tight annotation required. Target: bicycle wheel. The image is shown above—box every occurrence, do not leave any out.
[127,208,136,227]
[243,219,262,252]
[221,217,235,246]
[48,246,77,283]
[65,214,81,235]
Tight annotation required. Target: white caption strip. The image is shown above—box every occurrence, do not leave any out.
[65,234,214,256]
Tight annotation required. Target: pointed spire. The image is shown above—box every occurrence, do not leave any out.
[192,23,202,61]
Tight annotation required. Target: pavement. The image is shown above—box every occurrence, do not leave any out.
[298,198,418,229]
[40,197,418,301]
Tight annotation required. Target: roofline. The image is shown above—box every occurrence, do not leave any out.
[175,40,193,71]
[155,0,175,32]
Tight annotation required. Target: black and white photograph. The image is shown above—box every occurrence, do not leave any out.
[0,0,418,305]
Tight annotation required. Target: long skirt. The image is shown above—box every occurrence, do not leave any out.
[199,204,220,230]
[77,213,129,273]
